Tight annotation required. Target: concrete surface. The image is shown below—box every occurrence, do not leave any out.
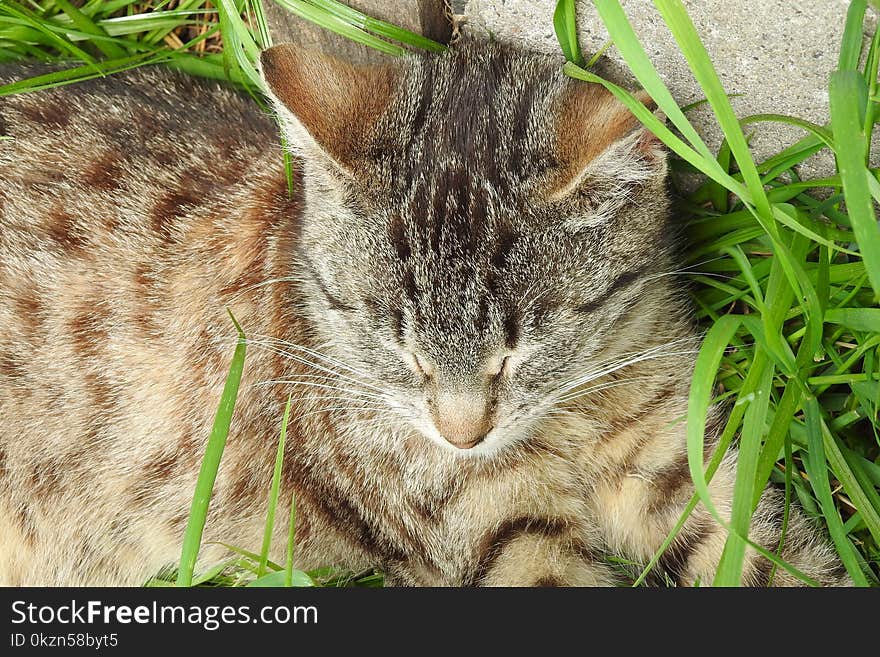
[463,0,875,178]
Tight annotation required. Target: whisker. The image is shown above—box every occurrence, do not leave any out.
[550,337,697,397]
[291,405,395,424]
[555,375,659,404]
[251,334,375,381]
[254,378,387,402]
[256,392,393,409]
[242,276,299,293]
[245,339,388,396]
[557,348,701,397]
[645,270,737,282]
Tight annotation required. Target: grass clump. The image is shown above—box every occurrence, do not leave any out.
[556,0,880,585]
[2,0,879,586]
[0,0,240,93]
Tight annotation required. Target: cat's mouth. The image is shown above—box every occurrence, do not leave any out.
[444,434,487,450]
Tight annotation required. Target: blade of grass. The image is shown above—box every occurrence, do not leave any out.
[706,138,732,213]
[650,0,772,221]
[272,0,405,56]
[52,0,127,58]
[248,0,272,49]
[0,51,154,95]
[209,541,283,571]
[563,62,730,189]
[819,420,880,545]
[215,0,262,89]
[687,316,741,522]
[714,356,773,586]
[257,393,292,578]
[177,310,247,587]
[2,0,99,69]
[284,489,297,586]
[830,70,880,301]
[0,20,223,96]
[740,113,834,150]
[825,307,880,332]
[590,0,717,164]
[141,0,209,46]
[634,353,755,586]
[802,397,868,585]
[767,431,794,585]
[686,315,817,584]
[301,0,446,52]
[554,0,584,66]
[838,0,867,70]
[863,14,880,135]
[248,569,314,586]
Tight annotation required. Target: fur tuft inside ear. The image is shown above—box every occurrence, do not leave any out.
[549,80,665,208]
[259,44,399,171]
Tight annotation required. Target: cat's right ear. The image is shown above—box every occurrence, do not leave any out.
[549,81,666,212]
[259,44,399,172]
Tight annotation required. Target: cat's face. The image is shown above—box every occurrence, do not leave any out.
[261,42,670,456]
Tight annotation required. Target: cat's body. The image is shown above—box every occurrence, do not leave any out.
[0,44,847,586]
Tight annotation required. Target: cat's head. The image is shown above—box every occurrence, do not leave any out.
[260,41,672,457]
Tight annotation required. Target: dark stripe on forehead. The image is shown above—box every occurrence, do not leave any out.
[428,179,445,254]
[503,312,520,349]
[402,270,418,304]
[410,59,434,134]
[389,305,404,342]
[529,294,561,329]
[438,52,478,153]
[388,214,411,261]
[466,183,487,250]
[450,170,473,250]
[507,79,540,174]
[491,223,518,269]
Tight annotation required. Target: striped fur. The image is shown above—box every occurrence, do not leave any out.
[0,42,848,586]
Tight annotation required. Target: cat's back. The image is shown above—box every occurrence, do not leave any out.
[0,64,283,324]
[0,62,274,153]
[0,63,276,210]
[0,64,286,449]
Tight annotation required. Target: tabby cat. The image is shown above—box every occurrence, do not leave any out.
[0,41,848,586]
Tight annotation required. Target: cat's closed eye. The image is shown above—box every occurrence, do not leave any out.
[408,352,434,379]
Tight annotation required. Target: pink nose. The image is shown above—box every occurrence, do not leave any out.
[430,394,493,449]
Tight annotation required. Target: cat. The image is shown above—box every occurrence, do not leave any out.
[0,41,849,586]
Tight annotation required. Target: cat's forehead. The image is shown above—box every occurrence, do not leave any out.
[376,43,566,196]
[353,45,572,262]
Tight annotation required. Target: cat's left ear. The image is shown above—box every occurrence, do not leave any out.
[259,44,399,172]
[549,80,666,208]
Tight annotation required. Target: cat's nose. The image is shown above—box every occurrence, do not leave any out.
[429,393,493,450]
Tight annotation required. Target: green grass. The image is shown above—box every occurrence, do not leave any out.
[176,310,247,587]
[557,0,880,585]
[0,0,444,96]
[3,0,879,586]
